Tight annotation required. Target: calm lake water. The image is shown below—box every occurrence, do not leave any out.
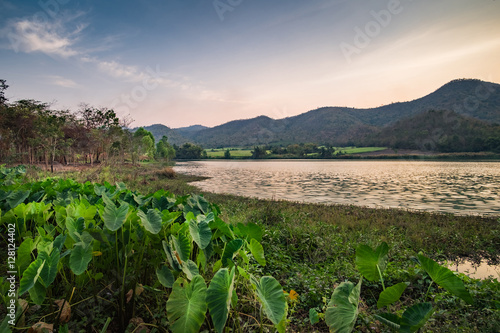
[174,160,500,216]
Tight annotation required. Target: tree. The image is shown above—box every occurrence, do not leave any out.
[77,104,122,164]
[251,146,267,159]
[156,136,175,161]
[224,149,231,159]
[133,127,156,162]
[0,79,8,105]
[175,143,204,159]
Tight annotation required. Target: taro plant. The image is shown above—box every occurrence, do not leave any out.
[313,242,475,333]
[1,166,288,332]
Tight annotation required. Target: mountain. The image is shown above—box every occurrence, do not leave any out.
[175,125,208,138]
[363,109,500,152]
[180,79,500,148]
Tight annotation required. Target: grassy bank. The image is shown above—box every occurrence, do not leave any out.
[13,162,500,332]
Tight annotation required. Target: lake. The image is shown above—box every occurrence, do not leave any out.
[174,160,500,216]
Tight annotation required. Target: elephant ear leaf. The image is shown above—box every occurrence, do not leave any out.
[377,282,409,309]
[355,242,388,281]
[38,250,60,288]
[166,275,207,333]
[418,255,473,304]
[19,259,45,295]
[400,302,434,333]
[137,209,162,234]
[189,218,212,250]
[253,276,287,327]
[69,243,93,276]
[102,200,128,232]
[325,278,362,333]
[207,267,236,333]
[248,239,266,266]
[7,190,30,209]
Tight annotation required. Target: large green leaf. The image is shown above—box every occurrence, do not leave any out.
[69,243,93,275]
[38,250,60,287]
[172,233,191,263]
[101,200,128,232]
[17,238,35,275]
[137,209,162,234]
[189,218,212,250]
[66,216,84,242]
[156,265,174,288]
[309,308,320,325]
[377,282,409,309]
[182,259,200,281]
[373,313,401,330]
[167,275,208,333]
[221,239,243,266]
[325,279,362,333]
[418,255,473,304]
[163,240,182,272]
[6,189,30,209]
[248,239,266,266]
[235,222,263,242]
[211,217,235,240]
[207,267,236,333]
[29,280,46,305]
[19,259,44,295]
[400,302,434,333]
[253,276,287,326]
[355,242,388,282]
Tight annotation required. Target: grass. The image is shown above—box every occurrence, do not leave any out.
[336,146,387,154]
[204,147,388,159]
[25,162,500,332]
[205,148,253,158]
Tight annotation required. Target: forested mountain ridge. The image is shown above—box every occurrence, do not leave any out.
[148,79,499,148]
[362,109,500,152]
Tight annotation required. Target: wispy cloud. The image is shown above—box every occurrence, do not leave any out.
[47,75,79,88]
[1,16,83,57]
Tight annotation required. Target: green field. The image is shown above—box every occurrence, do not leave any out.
[335,146,387,154]
[206,147,387,158]
[205,148,253,158]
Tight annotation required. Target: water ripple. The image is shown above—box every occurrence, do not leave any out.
[174,160,500,216]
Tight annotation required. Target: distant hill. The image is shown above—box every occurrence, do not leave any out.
[175,125,208,139]
[138,79,500,149]
[179,79,499,148]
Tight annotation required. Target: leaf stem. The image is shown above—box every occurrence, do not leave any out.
[377,264,385,291]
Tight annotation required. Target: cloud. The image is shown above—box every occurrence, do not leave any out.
[47,75,79,88]
[2,17,80,57]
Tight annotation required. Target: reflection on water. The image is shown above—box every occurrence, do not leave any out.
[449,261,500,280]
[174,160,500,216]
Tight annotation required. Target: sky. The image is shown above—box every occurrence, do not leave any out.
[1,0,499,128]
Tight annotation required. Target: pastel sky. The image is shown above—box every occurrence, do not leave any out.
[1,0,499,128]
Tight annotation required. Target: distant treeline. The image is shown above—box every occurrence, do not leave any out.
[0,80,205,168]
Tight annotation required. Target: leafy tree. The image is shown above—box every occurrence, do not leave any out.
[156,136,176,161]
[224,149,231,159]
[0,79,8,105]
[251,146,267,159]
[133,127,156,162]
[175,143,204,159]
